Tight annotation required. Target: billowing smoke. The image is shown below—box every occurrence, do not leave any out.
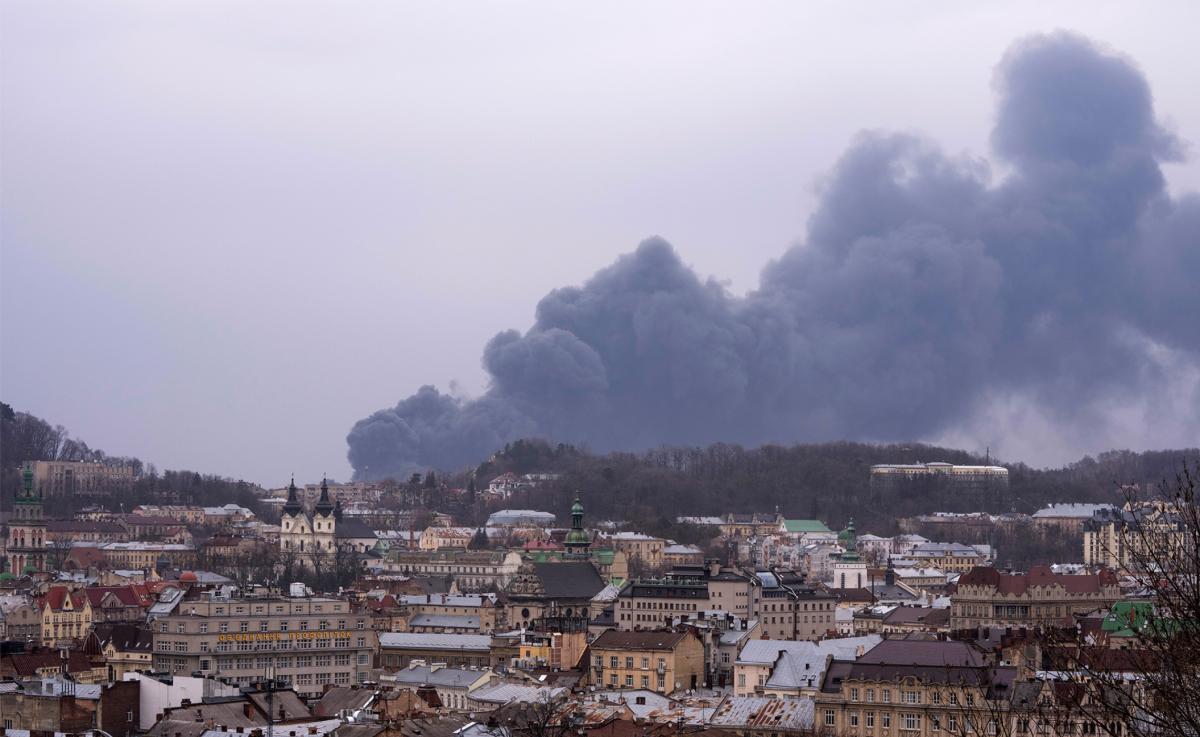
[348,33,1200,479]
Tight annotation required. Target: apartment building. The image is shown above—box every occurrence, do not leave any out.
[815,639,1026,737]
[149,593,377,698]
[750,569,836,640]
[950,566,1121,630]
[386,549,523,591]
[1083,502,1188,571]
[588,629,705,694]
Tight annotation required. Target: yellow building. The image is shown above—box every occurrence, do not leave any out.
[816,639,1027,737]
[588,629,705,695]
[85,623,154,680]
[1083,501,1187,571]
[38,586,93,647]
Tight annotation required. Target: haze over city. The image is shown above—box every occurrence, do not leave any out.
[3,2,1199,484]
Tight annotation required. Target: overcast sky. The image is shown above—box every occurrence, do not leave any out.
[2,2,1198,486]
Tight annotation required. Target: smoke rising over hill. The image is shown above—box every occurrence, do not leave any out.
[347,32,1200,479]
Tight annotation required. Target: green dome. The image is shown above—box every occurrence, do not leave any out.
[571,499,584,515]
[0,572,15,582]
[22,564,38,575]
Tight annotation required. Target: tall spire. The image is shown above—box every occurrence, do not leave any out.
[314,475,334,517]
[283,475,302,516]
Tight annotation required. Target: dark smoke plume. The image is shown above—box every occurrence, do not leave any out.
[348,33,1200,479]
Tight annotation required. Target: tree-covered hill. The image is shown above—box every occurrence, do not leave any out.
[465,438,1199,535]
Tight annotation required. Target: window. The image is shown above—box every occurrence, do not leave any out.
[239,621,249,633]
[259,621,269,632]
[200,623,209,634]
[625,656,634,669]
[881,689,891,703]
[850,712,860,727]
[641,676,649,688]
[866,712,875,728]
[904,714,920,731]
[882,714,891,729]
[738,673,746,687]
[903,690,920,704]
[641,657,649,669]
[950,716,959,733]
[932,691,942,705]
[866,688,875,703]
[625,675,634,686]
[825,710,836,727]
[851,687,859,702]
[610,656,619,668]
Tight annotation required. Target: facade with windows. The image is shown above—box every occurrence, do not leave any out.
[588,629,705,695]
[815,639,1036,737]
[149,594,376,698]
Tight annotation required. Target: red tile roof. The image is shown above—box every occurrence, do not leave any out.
[958,565,1117,595]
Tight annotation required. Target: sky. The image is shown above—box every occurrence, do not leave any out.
[2,2,1198,486]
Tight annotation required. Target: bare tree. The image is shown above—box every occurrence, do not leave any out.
[1043,462,1200,737]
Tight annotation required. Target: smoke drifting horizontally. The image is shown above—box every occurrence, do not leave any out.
[347,33,1200,479]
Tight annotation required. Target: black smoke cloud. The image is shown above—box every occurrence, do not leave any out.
[348,33,1200,479]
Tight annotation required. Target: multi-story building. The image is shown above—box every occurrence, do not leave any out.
[1083,501,1189,571]
[38,586,94,647]
[1032,503,1115,534]
[131,505,207,525]
[378,632,493,670]
[45,520,130,545]
[606,532,666,571]
[615,576,709,630]
[588,629,706,694]
[418,526,474,550]
[815,639,1025,736]
[950,565,1121,630]
[662,544,704,567]
[32,460,137,498]
[905,542,989,573]
[386,549,524,591]
[393,593,502,634]
[870,462,1009,491]
[720,514,781,540]
[150,592,377,697]
[99,542,196,569]
[750,568,836,640]
[0,678,141,737]
[85,623,154,680]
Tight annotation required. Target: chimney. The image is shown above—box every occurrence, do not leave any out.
[243,703,253,719]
